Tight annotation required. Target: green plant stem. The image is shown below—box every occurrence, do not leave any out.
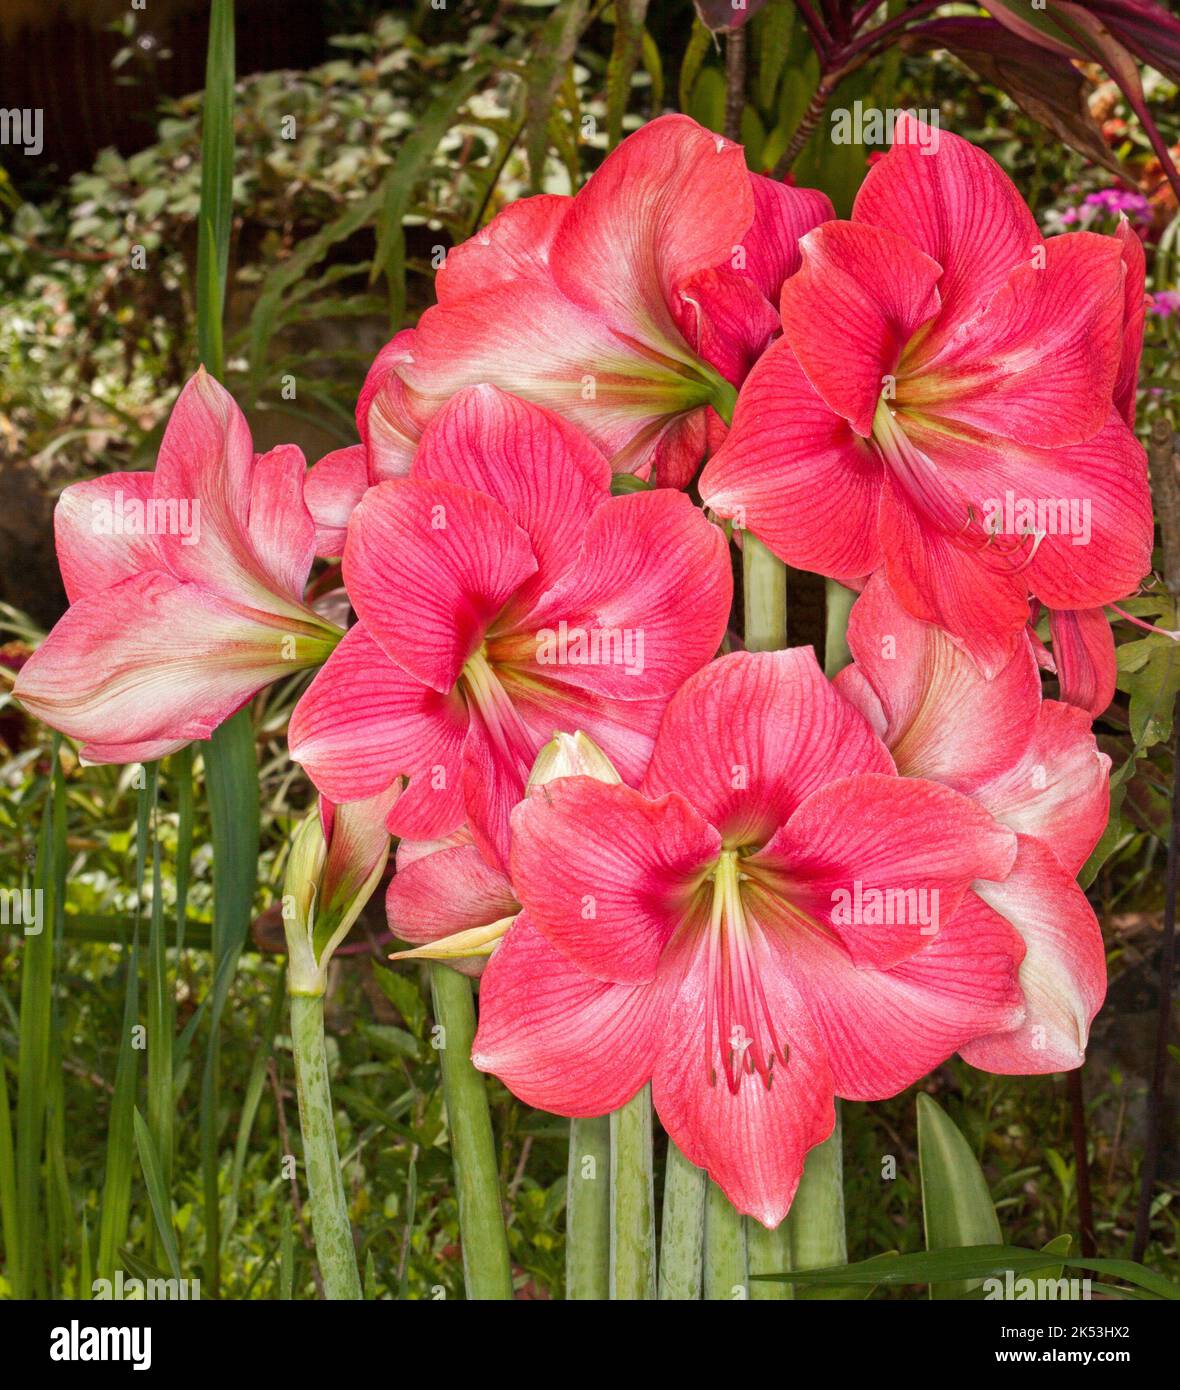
[609,1084,656,1299]
[566,1115,610,1299]
[787,1103,848,1296]
[747,1217,792,1301]
[703,1178,748,1300]
[430,965,513,1300]
[743,533,787,653]
[824,578,856,677]
[658,1142,706,1300]
[288,991,361,1300]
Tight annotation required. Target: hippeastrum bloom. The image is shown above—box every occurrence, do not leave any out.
[835,575,1108,1072]
[472,648,1026,1226]
[350,114,833,488]
[700,115,1153,676]
[386,732,621,976]
[288,385,732,870]
[14,371,341,762]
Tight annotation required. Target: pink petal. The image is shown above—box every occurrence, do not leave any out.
[780,220,943,437]
[357,331,425,480]
[246,444,316,605]
[54,472,163,603]
[741,174,834,306]
[754,772,1018,969]
[912,233,1126,448]
[412,384,611,606]
[549,114,753,345]
[287,622,468,836]
[386,842,516,944]
[343,477,538,692]
[502,489,731,702]
[1048,606,1118,718]
[435,194,568,303]
[643,648,894,847]
[837,572,1042,792]
[853,113,1041,348]
[652,926,836,1228]
[14,571,299,760]
[904,411,1154,612]
[498,668,665,788]
[878,473,1031,679]
[1114,217,1148,427]
[304,445,369,558]
[151,371,284,613]
[973,700,1110,876]
[673,267,780,389]
[781,888,1025,1099]
[961,837,1106,1073]
[472,912,670,1117]
[699,340,884,585]
[508,777,721,985]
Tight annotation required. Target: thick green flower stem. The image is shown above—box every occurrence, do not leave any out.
[288,990,362,1300]
[742,533,787,654]
[824,579,856,678]
[430,964,514,1299]
[786,1103,848,1297]
[703,1178,748,1300]
[658,1143,706,1300]
[747,1218,793,1300]
[566,1115,611,1299]
[609,1085,656,1298]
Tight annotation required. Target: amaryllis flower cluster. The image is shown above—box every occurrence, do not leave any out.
[14,113,1151,1228]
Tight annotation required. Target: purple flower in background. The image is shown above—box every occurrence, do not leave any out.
[1150,290,1180,319]
[1084,188,1153,224]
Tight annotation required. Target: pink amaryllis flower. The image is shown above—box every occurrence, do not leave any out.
[287,384,732,870]
[835,575,1108,1072]
[472,648,1025,1226]
[14,371,341,762]
[348,114,833,489]
[700,115,1154,677]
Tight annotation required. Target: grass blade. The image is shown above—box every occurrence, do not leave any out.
[132,1107,183,1281]
[917,1093,1002,1299]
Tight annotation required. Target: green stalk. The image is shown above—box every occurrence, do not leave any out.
[658,1143,706,1300]
[747,1217,792,1300]
[786,1104,847,1291]
[430,965,513,1299]
[703,1178,748,1300]
[289,992,362,1300]
[742,533,787,654]
[566,1115,610,1299]
[609,1084,656,1299]
[823,579,856,678]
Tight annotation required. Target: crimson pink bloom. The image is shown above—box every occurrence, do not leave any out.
[472,647,1025,1226]
[1029,220,1149,718]
[700,115,1153,677]
[288,384,732,870]
[14,370,340,762]
[835,575,1108,1072]
[344,115,833,490]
